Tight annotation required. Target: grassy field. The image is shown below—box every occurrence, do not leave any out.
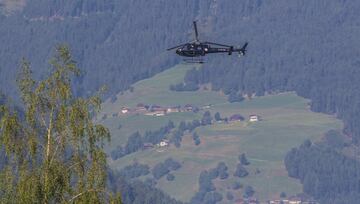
[101,64,342,203]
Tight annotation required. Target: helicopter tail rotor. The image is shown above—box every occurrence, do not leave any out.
[238,42,248,57]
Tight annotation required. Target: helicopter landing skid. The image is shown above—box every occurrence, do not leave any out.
[183,57,205,64]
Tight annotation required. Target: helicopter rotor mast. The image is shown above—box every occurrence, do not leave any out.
[193,21,199,42]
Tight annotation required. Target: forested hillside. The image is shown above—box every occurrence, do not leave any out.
[0,0,200,98]
[285,139,360,204]
[2,2,360,202]
[178,1,360,142]
[2,1,360,142]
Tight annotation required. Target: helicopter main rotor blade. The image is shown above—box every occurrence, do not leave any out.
[205,41,232,47]
[241,42,248,50]
[167,43,187,51]
[193,21,199,42]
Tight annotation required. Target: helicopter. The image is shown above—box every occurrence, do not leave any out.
[167,21,248,63]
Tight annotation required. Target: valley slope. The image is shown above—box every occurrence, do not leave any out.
[100,64,342,202]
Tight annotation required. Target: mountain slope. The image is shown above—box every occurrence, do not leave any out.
[102,64,342,202]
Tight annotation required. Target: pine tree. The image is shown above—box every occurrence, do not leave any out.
[0,45,121,203]
[239,153,250,165]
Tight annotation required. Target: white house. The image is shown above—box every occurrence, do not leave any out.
[249,115,259,122]
[121,107,130,114]
[145,110,166,116]
[155,111,166,116]
[158,139,169,147]
[167,107,180,113]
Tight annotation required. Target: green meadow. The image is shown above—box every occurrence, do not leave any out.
[101,64,342,202]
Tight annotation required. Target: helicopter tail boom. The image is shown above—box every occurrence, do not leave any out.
[228,46,234,55]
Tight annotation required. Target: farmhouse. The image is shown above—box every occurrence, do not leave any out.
[136,103,146,108]
[154,111,166,116]
[184,104,194,112]
[135,103,148,112]
[288,199,301,204]
[145,110,166,116]
[202,104,212,109]
[167,106,180,113]
[158,139,169,147]
[120,107,131,114]
[135,107,147,113]
[229,114,245,122]
[150,105,166,112]
[249,115,259,122]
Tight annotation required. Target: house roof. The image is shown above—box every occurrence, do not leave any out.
[229,114,245,121]
[136,103,145,107]
[151,104,162,108]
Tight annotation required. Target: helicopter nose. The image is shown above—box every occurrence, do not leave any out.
[176,49,181,54]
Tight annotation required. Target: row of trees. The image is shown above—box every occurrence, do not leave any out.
[108,173,184,204]
[190,162,230,204]
[118,163,150,180]
[151,158,181,180]
[111,121,175,160]
[171,119,203,148]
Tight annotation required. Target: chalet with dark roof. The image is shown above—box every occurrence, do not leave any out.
[229,114,245,122]
[184,104,194,112]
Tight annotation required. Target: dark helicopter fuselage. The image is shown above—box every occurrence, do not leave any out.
[167,21,248,61]
[175,43,245,57]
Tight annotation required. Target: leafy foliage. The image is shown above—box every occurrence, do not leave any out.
[239,153,250,166]
[190,162,230,203]
[166,173,175,181]
[152,158,181,180]
[201,111,212,126]
[244,186,255,198]
[285,140,360,203]
[109,174,183,204]
[125,132,143,154]
[0,45,119,203]
[234,164,249,178]
[192,132,201,146]
[164,158,181,171]
[111,121,175,159]
[226,191,234,201]
[118,163,150,180]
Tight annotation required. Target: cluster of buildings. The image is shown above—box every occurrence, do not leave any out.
[120,103,199,117]
[142,139,170,151]
[216,114,260,123]
[119,103,261,123]
[235,197,259,204]
[267,197,318,204]
[234,197,317,204]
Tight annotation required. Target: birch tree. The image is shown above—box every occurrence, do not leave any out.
[0,45,121,203]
